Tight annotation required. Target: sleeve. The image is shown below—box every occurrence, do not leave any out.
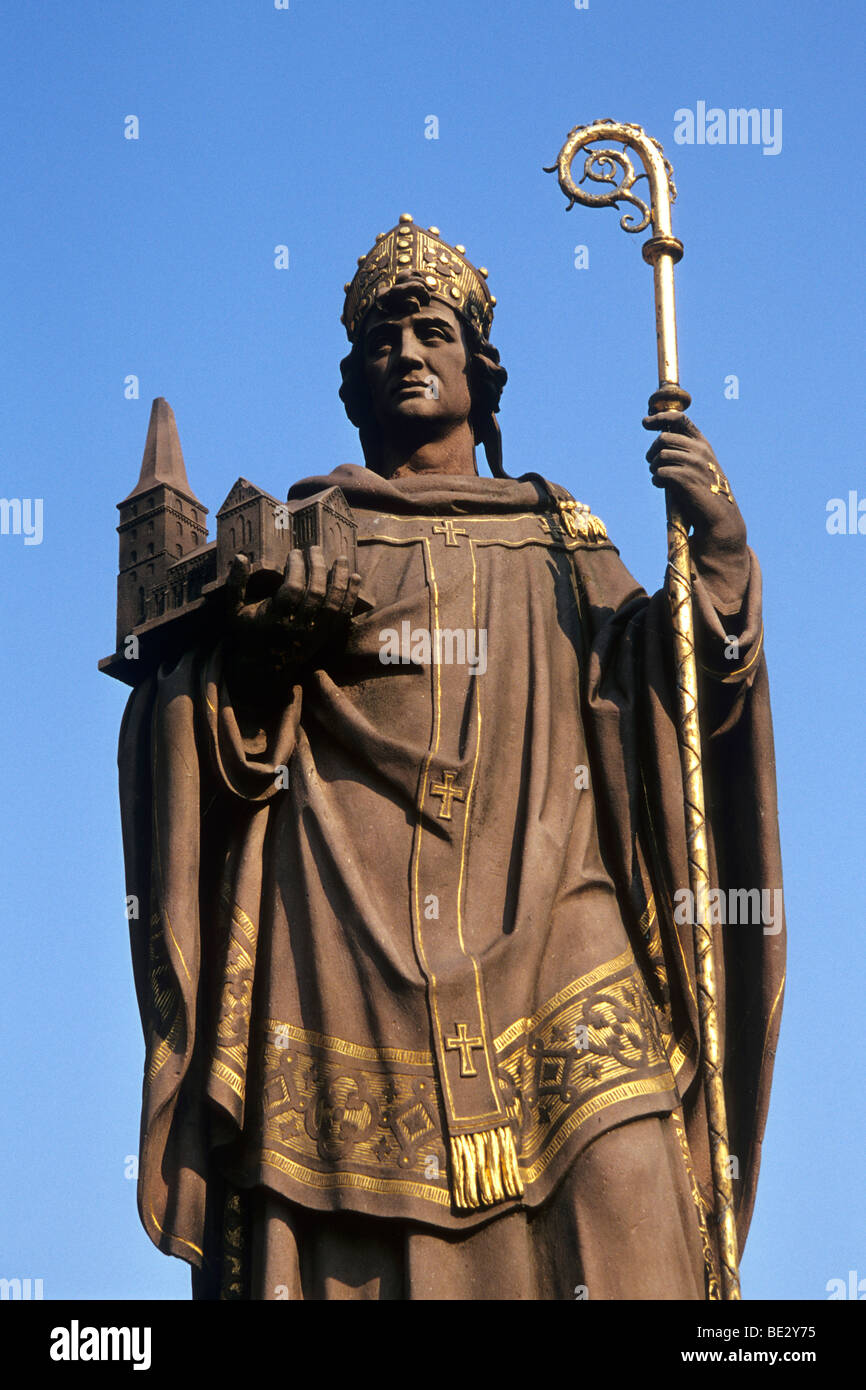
[573,537,785,1260]
[200,641,303,802]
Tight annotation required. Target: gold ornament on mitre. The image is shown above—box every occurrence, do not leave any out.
[341,213,496,343]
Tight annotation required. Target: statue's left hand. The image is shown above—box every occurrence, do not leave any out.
[221,547,362,707]
[642,411,750,610]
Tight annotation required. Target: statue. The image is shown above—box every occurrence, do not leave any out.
[103,207,785,1301]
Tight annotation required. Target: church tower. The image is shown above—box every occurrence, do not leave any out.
[115,398,209,649]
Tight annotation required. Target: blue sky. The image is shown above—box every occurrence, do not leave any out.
[1,1,863,1300]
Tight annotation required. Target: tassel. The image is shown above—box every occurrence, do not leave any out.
[449,1125,524,1210]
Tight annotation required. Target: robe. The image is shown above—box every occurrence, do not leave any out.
[118,466,785,1300]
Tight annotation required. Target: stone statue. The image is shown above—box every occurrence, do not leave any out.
[104,214,785,1300]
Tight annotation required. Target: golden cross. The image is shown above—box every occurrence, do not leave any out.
[445,1022,484,1078]
[433,519,468,546]
[430,771,465,820]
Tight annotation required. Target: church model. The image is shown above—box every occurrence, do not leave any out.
[100,396,355,685]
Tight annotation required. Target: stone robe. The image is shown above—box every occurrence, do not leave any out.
[118,466,785,1299]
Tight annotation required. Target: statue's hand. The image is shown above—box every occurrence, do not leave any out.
[225,547,362,678]
[642,411,749,610]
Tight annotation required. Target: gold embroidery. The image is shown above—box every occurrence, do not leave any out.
[208,890,259,1108]
[145,909,185,1084]
[253,951,680,1211]
[220,1190,247,1301]
[261,1148,452,1206]
[493,945,635,1050]
[268,1021,431,1068]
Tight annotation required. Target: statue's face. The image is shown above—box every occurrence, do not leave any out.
[361,301,472,437]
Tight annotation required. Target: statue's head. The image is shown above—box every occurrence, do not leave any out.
[339,215,508,476]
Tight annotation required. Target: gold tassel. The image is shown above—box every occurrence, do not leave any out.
[449,1126,524,1210]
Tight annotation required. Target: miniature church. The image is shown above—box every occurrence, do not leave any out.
[113,397,287,651]
[102,397,355,685]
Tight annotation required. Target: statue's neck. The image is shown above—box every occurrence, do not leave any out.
[371,419,478,480]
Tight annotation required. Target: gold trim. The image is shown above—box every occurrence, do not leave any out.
[147,1203,204,1259]
[146,1002,183,1083]
[151,727,193,985]
[210,1057,246,1101]
[671,1107,721,1300]
[698,624,764,680]
[360,533,608,552]
[450,1125,523,1210]
[759,971,786,1079]
[261,1148,452,1206]
[355,510,594,527]
[267,1020,432,1067]
[521,1075,676,1182]
[493,945,635,1051]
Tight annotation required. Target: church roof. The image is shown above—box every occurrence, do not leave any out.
[120,398,207,510]
[218,477,282,512]
[168,538,216,566]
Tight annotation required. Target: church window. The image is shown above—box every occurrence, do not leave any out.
[147,543,154,556]
[131,550,137,563]
[177,545,183,557]
[137,587,145,623]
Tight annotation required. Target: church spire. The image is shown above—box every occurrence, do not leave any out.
[121,397,203,507]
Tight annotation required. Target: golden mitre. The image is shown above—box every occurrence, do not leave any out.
[342,213,496,343]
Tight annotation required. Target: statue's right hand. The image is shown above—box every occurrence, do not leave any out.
[225,547,362,673]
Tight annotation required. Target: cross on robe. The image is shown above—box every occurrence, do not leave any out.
[430,771,465,820]
[445,1022,485,1078]
[538,514,565,542]
[433,519,468,547]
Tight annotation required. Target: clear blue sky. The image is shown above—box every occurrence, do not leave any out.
[1,1,862,1300]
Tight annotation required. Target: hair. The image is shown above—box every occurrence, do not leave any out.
[338,276,509,477]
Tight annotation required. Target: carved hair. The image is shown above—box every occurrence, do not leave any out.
[338,277,508,477]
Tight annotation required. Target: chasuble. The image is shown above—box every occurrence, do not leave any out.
[118,463,785,1299]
